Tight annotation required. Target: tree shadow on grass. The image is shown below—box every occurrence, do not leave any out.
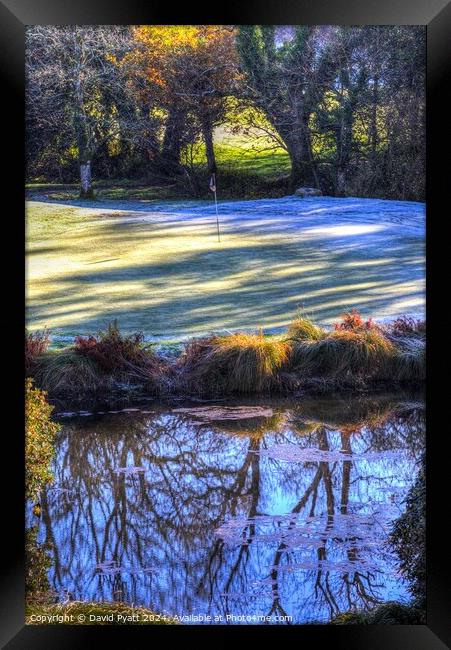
[26,243,425,337]
[26,196,425,337]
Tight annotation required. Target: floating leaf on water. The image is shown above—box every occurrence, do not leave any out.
[95,559,115,567]
[95,560,156,577]
[236,532,325,548]
[48,486,74,495]
[172,406,274,421]
[274,559,382,574]
[220,592,251,601]
[376,485,407,493]
[114,466,146,475]
[121,566,156,575]
[98,567,122,576]
[259,445,402,464]
[251,578,279,586]
[95,560,119,573]
[215,510,395,548]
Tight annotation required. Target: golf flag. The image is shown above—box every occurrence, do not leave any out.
[209,173,220,243]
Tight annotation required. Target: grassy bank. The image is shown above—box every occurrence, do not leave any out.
[26,172,289,203]
[328,601,425,625]
[27,599,423,626]
[26,313,425,404]
[26,601,177,625]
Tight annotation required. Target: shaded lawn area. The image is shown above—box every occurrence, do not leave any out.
[25,133,291,202]
[26,196,425,343]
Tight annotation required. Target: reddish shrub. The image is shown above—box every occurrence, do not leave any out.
[26,329,50,373]
[390,316,426,336]
[74,335,98,352]
[74,321,148,372]
[334,309,376,332]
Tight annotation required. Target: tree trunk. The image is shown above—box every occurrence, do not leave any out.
[287,132,318,191]
[336,170,346,196]
[370,74,380,156]
[161,105,185,174]
[335,106,353,197]
[201,117,217,174]
[334,64,357,197]
[73,37,94,200]
[79,160,93,199]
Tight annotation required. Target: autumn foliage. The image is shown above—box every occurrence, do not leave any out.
[25,378,60,502]
[334,309,376,332]
[131,26,239,98]
[25,328,50,374]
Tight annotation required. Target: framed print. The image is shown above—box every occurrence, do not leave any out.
[1,0,450,647]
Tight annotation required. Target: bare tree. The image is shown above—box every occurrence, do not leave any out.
[26,26,136,197]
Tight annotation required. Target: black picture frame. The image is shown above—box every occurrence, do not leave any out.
[2,1,450,647]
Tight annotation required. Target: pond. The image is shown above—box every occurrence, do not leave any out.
[28,394,425,624]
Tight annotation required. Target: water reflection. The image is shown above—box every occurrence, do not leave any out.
[30,395,425,624]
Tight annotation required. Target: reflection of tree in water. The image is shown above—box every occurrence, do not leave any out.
[39,412,268,608]
[261,427,385,621]
[215,402,425,622]
[36,399,424,623]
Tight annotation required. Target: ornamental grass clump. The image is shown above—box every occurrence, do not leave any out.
[287,316,326,342]
[33,350,105,394]
[290,328,397,383]
[180,332,290,394]
[31,322,167,396]
[392,338,425,382]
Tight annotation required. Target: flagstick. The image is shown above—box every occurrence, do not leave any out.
[214,187,220,243]
[211,173,220,243]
